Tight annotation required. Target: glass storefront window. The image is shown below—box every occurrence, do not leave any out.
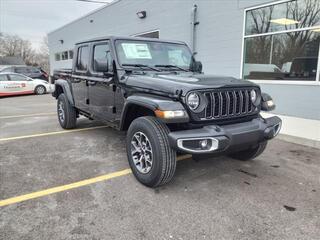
[246,0,320,35]
[243,0,320,81]
[244,30,320,81]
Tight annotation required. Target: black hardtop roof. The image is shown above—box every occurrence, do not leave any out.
[75,36,186,45]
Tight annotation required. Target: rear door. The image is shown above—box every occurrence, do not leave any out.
[72,45,90,113]
[88,41,115,121]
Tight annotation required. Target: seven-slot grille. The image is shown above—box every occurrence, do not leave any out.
[198,88,258,120]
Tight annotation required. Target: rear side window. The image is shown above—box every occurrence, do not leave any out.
[76,46,89,71]
[28,67,40,73]
[0,75,8,81]
[15,67,28,74]
[8,74,27,81]
[0,67,12,73]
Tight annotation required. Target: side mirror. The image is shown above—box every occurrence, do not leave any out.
[261,93,276,111]
[191,61,202,73]
[94,58,109,73]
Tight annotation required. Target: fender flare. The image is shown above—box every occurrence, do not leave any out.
[119,94,188,130]
[52,79,75,106]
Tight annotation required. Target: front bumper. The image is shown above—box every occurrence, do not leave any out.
[168,116,281,154]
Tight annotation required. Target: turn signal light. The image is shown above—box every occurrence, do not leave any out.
[154,110,186,119]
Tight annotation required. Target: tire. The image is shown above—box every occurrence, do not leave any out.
[57,93,77,129]
[126,116,176,187]
[229,141,267,161]
[35,85,46,95]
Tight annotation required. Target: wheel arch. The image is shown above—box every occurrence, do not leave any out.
[120,101,156,131]
[52,79,74,106]
[119,94,188,131]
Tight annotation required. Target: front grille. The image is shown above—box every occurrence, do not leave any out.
[199,88,258,120]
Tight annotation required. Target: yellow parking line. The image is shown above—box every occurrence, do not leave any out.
[0,112,56,119]
[0,169,132,207]
[0,155,191,207]
[0,126,108,142]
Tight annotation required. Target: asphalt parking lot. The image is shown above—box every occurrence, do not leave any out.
[0,94,319,240]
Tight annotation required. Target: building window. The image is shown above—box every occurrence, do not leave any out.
[243,0,320,82]
[61,51,68,60]
[134,30,159,39]
[55,53,61,61]
[69,50,74,59]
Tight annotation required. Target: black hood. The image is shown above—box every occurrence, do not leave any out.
[122,72,259,96]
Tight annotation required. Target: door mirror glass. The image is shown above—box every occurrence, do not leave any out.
[191,61,202,73]
[94,58,109,72]
[93,43,112,73]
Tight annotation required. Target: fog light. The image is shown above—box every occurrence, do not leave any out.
[200,139,208,149]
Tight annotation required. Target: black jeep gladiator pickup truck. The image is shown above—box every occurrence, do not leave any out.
[52,36,281,187]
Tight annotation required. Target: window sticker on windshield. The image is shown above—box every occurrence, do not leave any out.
[121,43,152,59]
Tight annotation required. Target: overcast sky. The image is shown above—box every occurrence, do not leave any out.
[0,0,114,50]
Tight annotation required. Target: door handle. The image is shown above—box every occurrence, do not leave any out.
[73,78,81,83]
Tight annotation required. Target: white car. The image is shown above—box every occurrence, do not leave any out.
[0,73,53,97]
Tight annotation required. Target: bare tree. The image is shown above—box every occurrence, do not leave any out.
[0,33,50,72]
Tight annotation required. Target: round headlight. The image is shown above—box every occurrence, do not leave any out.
[250,89,257,103]
[187,92,200,111]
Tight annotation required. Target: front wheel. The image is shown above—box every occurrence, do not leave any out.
[228,141,267,161]
[126,116,176,187]
[57,93,77,129]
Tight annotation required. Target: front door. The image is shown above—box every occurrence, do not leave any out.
[88,41,115,121]
[72,45,90,113]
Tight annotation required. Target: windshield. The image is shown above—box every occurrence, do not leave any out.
[115,40,193,70]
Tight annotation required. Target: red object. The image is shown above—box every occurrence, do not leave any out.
[0,90,34,97]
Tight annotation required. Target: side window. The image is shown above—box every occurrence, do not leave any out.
[76,46,89,71]
[55,53,61,61]
[61,51,68,60]
[29,67,40,73]
[9,74,27,81]
[69,50,74,59]
[93,43,112,72]
[15,67,28,74]
[0,75,8,81]
[1,67,12,73]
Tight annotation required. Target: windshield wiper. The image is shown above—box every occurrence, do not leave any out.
[154,64,189,72]
[122,64,161,72]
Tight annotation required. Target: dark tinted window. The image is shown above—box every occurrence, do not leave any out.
[0,75,8,81]
[28,67,40,73]
[69,50,74,59]
[76,46,89,71]
[93,43,112,72]
[61,51,68,60]
[15,67,28,74]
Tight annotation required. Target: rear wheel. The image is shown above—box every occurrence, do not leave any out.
[229,141,267,161]
[35,85,46,95]
[126,116,176,187]
[57,93,77,129]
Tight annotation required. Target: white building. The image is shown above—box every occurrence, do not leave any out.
[48,0,320,148]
